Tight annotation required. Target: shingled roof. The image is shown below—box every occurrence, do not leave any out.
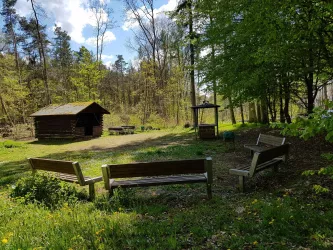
[30,102,110,117]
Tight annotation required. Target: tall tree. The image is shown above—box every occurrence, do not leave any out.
[174,0,198,126]
[89,0,116,64]
[52,26,73,102]
[1,0,21,80]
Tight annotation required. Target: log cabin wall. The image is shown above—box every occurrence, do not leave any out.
[34,116,76,139]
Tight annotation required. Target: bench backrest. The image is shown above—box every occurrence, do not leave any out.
[28,158,85,185]
[102,158,212,190]
[257,134,285,146]
[249,144,290,177]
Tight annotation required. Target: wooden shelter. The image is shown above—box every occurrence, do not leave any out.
[191,102,220,139]
[30,102,110,140]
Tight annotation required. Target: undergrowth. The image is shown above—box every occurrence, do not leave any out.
[10,174,87,209]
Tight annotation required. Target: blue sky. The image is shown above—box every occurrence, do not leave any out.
[2,0,178,66]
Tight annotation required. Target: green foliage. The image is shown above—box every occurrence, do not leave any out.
[1,140,24,148]
[313,185,329,195]
[10,174,87,209]
[282,101,333,194]
[282,102,333,141]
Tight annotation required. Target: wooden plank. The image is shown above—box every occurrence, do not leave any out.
[259,134,285,146]
[255,144,289,166]
[29,158,76,175]
[84,176,103,184]
[244,145,270,152]
[205,157,213,199]
[73,162,85,185]
[229,168,250,176]
[58,173,78,183]
[255,159,283,172]
[110,175,207,188]
[101,164,110,190]
[107,159,206,178]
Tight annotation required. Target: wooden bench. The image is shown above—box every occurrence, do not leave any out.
[28,158,103,199]
[121,125,135,134]
[108,127,125,135]
[244,134,286,155]
[101,158,213,199]
[229,144,290,192]
[109,126,135,135]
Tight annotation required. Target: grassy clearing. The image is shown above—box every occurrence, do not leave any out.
[1,124,332,249]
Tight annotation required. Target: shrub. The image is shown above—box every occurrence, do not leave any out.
[94,188,138,212]
[281,101,333,194]
[10,174,87,209]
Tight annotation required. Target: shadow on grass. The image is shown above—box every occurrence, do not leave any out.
[2,126,316,197]
[0,132,227,187]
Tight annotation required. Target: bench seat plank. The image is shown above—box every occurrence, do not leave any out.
[255,158,283,172]
[58,174,103,184]
[229,158,283,177]
[110,175,207,188]
[229,169,250,176]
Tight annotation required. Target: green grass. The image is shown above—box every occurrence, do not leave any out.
[1,125,332,249]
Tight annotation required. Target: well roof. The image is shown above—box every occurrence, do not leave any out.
[30,102,110,117]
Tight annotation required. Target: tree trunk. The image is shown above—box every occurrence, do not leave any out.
[228,96,236,124]
[240,102,245,124]
[261,98,269,124]
[256,101,262,123]
[30,0,51,105]
[306,76,315,114]
[248,102,257,123]
[283,82,292,123]
[323,84,328,109]
[189,1,196,127]
[279,83,285,123]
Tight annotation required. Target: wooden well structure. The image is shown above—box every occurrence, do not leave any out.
[191,102,220,139]
[30,102,110,140]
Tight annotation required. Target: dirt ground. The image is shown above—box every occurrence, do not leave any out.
[216,127,333,193]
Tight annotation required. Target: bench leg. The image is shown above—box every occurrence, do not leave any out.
[206,183,212,200]
[89,183,95,200]
[239,176,245,192]
[108,188,114,199]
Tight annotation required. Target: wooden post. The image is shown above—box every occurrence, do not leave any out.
[89,183,95,200]
[239,176,245,192]
[205,157,213,199]
[28,158,37,175]
[101,165,110,190]
[72,162,85,186]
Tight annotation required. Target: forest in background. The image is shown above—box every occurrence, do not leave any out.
[0,0,332,133]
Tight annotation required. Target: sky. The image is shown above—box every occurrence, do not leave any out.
[2,0,179,67]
